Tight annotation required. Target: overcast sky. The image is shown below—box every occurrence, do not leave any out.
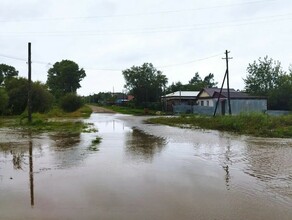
[0,0,291,95]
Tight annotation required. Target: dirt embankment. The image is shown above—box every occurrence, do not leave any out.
[87,105,116,113]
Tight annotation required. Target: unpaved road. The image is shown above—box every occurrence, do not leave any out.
[88,105,116,113]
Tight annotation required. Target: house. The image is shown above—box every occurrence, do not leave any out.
[194,88,267,115]
[161,91,199,113]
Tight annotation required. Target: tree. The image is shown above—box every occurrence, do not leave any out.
[122,63,168,106]
[269,73,292,110]
[244,56,284,96]
[166,72,217,93]
[47,60,86,98]
[5,77,28,115]
[31,82,54,113]
[5,77,54,115]
[0,64,18,85]
[60,93,83,112]
[0,88,8,115]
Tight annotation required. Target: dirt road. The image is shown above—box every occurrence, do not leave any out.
[87,105,116,113]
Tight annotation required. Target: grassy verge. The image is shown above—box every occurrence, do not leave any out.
[147,113,292,138]
[0,105,93,133]
[101,105,158,115]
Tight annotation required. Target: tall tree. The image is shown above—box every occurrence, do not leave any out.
[166,72,217,93]
[122,63,168,106]
[5,77,54,115]
[47,60,86,98]
[0,64,18,85]
[244,56,284,96]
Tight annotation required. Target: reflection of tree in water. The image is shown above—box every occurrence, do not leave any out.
[49,133,81,150]
[49,132,90,169]
[0,142,28,170]
[125,128,166,162]
[12,151,25,170]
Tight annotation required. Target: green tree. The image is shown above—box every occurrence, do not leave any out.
[166,72,217,93]
[244,56,284,96]
[47,60,86,98]
[269,72,292,110]
[5,77,54,115]
[122,63,168,106]
[0,88,9,115]
[31,82,54,113]
[5,77,28,115]
[60,93,83,112]
[0,64,18,85]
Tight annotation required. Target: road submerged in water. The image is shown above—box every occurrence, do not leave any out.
[0,112,291,220]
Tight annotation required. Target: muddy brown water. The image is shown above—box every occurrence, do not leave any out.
[0,113,291,220]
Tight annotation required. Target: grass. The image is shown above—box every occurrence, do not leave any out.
[147,113,292,138]
[102,105,158,115]
[0,105,94,134]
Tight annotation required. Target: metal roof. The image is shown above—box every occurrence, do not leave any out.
[162,91,200,98]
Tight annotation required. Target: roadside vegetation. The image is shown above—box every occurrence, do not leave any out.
[97,104,158,116]
[0,105,93,133]
[0,61,94,134]
[148,113,292,138]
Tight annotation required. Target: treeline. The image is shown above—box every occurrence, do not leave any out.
[85,63,218,109]
[244,56,292,110]
[0,60,86,116]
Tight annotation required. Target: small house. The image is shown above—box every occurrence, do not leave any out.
[161,91,199,113]
[194,88,267,115]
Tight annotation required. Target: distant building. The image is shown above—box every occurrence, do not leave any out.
[195,88,267,115]
[161,91,199,113]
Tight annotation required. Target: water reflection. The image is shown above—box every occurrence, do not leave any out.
[243,138,292,199]
[0,131,35,207]
[125,128,166,162]
[49,133,81,150]
[28,134,34,207]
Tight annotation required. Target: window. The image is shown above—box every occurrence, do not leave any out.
[201,101,204,106]
[207,101,209,106]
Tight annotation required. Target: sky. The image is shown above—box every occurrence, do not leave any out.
[0,0,291,96]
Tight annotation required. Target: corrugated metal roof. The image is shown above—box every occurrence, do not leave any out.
[163,91,200,97]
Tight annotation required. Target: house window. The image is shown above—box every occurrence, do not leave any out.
[207,101,209,106]
[201,101,204,106]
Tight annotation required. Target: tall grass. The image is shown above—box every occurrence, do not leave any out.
[148,113,292,138]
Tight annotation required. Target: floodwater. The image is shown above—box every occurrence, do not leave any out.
[0,113,291,220]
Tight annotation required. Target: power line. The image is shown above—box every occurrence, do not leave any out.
[0,52,223,71]
[1,12,291,37]
[157,53,222,68]
[0,0,277,23]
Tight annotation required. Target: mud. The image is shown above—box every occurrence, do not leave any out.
[0,113,291,220]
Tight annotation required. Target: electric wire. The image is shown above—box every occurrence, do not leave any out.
[0,52,223,71]
[0,0,277,23]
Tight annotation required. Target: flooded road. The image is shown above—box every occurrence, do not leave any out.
[0,113,291,220]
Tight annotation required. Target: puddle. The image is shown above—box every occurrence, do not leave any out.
[0,113,291,220]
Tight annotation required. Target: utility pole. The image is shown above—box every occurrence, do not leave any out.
[213,50,233,117]
[223,50,232,115]
[28,42,32,123]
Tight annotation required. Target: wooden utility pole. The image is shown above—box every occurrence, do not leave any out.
[223,50,232,115]
[28,42,32,123]
[213,50,233,117]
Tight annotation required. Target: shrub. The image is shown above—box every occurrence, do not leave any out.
[60,93,83,112]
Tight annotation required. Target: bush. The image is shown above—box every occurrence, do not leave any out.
[60,93,83,112]
[0,88,8,115]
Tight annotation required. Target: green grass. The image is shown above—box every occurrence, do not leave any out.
[148,113,292,138]
[0,105,94,134]
[103,105,157,115]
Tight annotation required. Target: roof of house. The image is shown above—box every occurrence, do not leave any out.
[198,88,236,97]
[198,88,267,100]
[162,91,199,98]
